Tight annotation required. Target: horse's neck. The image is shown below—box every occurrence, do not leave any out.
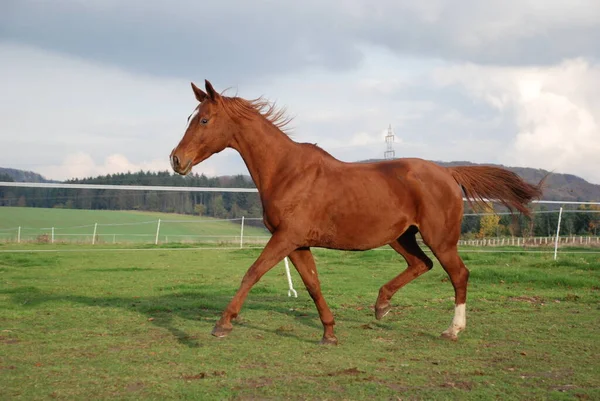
[230,120,297,193]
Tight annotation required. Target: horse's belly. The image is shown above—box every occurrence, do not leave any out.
[308,218,409,251]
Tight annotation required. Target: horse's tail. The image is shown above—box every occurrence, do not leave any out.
[448,166,546,217]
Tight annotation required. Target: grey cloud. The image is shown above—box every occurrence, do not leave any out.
[351,1,600,66]
[0,0,363,82]
[2,0,599,83]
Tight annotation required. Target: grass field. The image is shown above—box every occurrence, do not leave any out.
[1,244,599,400]
[0,207,268,244]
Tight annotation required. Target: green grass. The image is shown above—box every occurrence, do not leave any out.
[0,207,268,244]
[1,245,599,400]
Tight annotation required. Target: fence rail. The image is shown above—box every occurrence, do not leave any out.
[0,217,270,247]
[1,217,599,254]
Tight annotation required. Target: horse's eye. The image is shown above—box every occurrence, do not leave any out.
[200,118,209,125]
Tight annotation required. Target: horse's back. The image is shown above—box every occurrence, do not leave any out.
[344,157,462,199]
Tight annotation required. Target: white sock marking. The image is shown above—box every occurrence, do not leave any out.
[453,303,466,330]
[443,303,466,337]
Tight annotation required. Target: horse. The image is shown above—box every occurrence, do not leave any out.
[169,80,543,345]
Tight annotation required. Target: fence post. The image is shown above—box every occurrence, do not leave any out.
[51,227,54,243]
[283,257,297,298]
[155,219,161,245]
[17,226,21,243]
[553,207,563,260]
[240,216,245,249]
[92,223,98,245]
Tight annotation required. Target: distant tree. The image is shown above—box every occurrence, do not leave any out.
[194,203,206,216]
[0,173,14,182]
[210,195,228,218]
[584,205,600,235]
[146,192,160,211]
[0,173,14,204]
[230,203,245,218]
[461,215,479,237]
[477,203,500,239]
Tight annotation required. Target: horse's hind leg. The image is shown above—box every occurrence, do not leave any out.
[428,244,470,340]
[288,248,338,345]
[375,226,434,320]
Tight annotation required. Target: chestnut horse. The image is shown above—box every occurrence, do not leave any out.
[170,80,543,344]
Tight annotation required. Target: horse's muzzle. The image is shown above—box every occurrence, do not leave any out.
[170,151,192,175]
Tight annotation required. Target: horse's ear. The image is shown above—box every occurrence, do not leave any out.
[205,79,219,101]
[191,82,207,102]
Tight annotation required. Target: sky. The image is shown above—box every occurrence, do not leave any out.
[1,0,599,184]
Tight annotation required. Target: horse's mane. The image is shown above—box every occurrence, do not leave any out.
[219,94,293,134]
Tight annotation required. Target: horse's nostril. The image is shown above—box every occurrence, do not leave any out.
[172,155,180,168]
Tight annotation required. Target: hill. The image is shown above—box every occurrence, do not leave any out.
[0,167,53,183]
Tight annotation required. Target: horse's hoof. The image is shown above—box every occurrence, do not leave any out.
[440,331,458,341]
[319,336,338,346]
[375,304,392,320]
[211,325,233,338]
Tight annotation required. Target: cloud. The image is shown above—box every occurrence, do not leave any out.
[2,5,600,188]
[39,151,231,181]
[0,0,363,81]
[41,152,169,180]
[0,42,248,180]
[2,0,599,83]
[434,58,600,183]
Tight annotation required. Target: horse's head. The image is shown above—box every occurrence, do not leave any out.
[170,80,235,175]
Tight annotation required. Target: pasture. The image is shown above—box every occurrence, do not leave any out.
[0,207,268,244]
[1,244,599,400]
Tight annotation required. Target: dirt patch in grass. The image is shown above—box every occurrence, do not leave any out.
[509,295,545,304]
[325,367,364,376]
[440,381,474,390]
[235,377,273,389]
[125,382,144,392]
[0,335,20,344]
[181,371,226,380]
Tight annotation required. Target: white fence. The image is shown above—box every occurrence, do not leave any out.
[458,236,600,247]
[0,217,271,247]
[1,214,599,249]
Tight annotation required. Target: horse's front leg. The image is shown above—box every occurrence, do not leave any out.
[212,231,296,337]
[287,248,338,345]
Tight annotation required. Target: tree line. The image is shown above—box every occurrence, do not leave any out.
[0,170,263,221]
[1,170,598,236]
[461,203,599,238]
